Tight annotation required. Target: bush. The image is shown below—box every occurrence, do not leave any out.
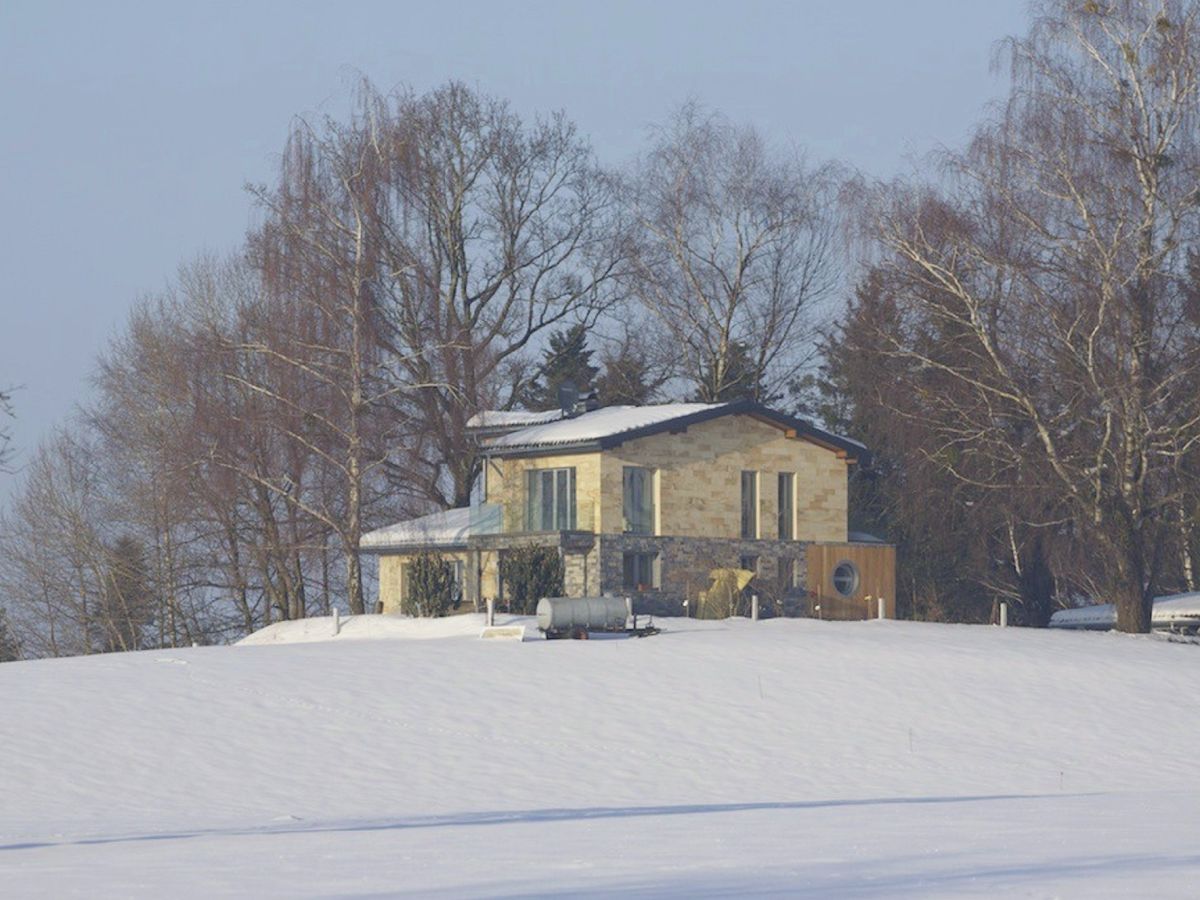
[499,545,564,615]
[402,551,458,617]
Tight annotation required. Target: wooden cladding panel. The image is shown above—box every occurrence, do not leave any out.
[806,542,897,619]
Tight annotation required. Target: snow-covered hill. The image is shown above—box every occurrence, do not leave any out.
[3,616,1199,897]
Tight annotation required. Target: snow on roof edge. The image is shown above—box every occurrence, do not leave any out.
[360,505,501,550]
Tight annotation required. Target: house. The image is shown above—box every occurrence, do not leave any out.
[361,400,896,618]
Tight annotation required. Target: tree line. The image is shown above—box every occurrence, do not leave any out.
[3,0,1199,658]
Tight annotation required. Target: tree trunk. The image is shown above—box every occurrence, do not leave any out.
[1114,582,1152,634]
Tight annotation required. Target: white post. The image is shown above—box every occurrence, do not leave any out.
[751,594,759,621]
[625,595,633,627]
[877,596,886,620]
[486,596,495,627]
[1000,602,1008,628]
[332,608,341,636]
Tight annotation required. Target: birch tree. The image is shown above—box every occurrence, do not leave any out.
[623,104,840,402]
[857,0,1200,632]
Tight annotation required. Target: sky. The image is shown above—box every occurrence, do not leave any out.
[0,0,1029,497]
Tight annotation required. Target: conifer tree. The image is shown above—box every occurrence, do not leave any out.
[0,608,20,662]
[402,551,457,617]
[523,324,599,410]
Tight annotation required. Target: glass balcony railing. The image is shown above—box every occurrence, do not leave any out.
[488,499,598,535]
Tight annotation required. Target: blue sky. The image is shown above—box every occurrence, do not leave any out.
[0,0,1028,491]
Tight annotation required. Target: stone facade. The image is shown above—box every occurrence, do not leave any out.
[485,413,850,543]
[372,410,893,617]
[596,533,808,617]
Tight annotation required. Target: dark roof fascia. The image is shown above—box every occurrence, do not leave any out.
[481,441,604,459]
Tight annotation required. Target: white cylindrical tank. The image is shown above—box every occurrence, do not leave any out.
[537,596,629,635]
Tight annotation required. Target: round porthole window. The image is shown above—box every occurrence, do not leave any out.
[832,561,859,597]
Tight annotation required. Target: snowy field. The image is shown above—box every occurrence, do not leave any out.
[3,615,1199,898]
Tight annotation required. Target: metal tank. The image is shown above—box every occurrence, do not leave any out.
[536,595,629,637]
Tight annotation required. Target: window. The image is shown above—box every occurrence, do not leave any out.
[526,467,576,531]
[832,561,860,597]
[777,473,795,540]
[740,471,758,539]
[623,466,655,534]
[623,551,658,590]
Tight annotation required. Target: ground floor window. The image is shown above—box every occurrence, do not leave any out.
[623,551,658,591]
[833,560,860,597]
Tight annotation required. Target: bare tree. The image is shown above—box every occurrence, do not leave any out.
[246,100,420,615]
[363,81,624,508]
[856,0,1200,632]
[623,103,841,402]
[0,387,15,473]
[0,430,112,656]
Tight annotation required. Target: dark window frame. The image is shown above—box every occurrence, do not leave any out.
[622,551,659,591]
[525,467,577,531]
[622,466,656,535]
[832,560,860,597]
[777,472,795,540]
[740,470,758,539]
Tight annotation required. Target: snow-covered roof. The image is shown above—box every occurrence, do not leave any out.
[848,531,888,544]
[466,409,564,429]
[485,403,722,451]
[1049,592,1200,630]
[360,505,501,551]
[480,400,868,461]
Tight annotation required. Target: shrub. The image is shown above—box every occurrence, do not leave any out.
[499,545,564,615]
[402,551,458,617]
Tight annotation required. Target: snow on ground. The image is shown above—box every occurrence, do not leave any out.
[3,616,1200,897]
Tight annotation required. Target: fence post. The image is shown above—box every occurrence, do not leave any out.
[486,596,495,627]
[878,597,886,620]
[1000,602,1008,628]
[332,608,341,636]
[751,594,759,621]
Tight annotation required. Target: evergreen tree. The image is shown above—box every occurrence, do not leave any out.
[694,340,774,403]
[0,608,20,662]
[595,337,664,406]
[99,535,154,653]
[523,325,599,411]
[499,545,564,615]
[402,551,458,618]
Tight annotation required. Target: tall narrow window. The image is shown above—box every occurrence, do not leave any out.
[623,466,655,534]
[740,470,758,539]
[526,467,576,531]
[777,472,795,540]
[623,552,658,590]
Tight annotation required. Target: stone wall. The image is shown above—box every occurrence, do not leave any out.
[599,414,849,543]
[485,413,852,544]
[596,533,808,617]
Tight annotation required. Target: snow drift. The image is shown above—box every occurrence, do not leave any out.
[3,616,1199,897]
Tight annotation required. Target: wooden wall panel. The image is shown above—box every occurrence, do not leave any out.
[806,543,897,619]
